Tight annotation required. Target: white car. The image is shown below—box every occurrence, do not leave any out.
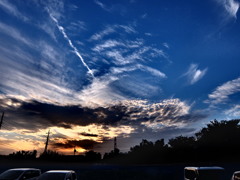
[37,170,77,180]
[232,171,240,180]
[0,168,41,180]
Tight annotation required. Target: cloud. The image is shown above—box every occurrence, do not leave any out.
[89,27,168,102]
[89,24,136,41]
[94,0,127,15]
[0,0,29,22]
[90,26,115,41]
[141,13,148,19]
[0,96,206,131]
[66,21,87,33]
[137,64,167,78]
[53,139,99,150]
[0,30,92,106]
[42,0,65,20]
[0,22,34,48]
[225,105,240,117]
[121,99,206,129]
[94,0,110,12]
[163,43,170,49]
[182,64,208,85]
[80,133,98,137]
[207,77,240,104]
[110,64,166,78]
[215,0,239,19]
[94,39,166,65]
[76,76,126,107]
[0,95,207,154]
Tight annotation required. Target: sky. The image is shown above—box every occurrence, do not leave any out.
[0,0,240,155]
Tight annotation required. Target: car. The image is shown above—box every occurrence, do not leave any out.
[0,168,41,180]
[37,170,77,180]
[231,171,240,180]
[184,166,225,180]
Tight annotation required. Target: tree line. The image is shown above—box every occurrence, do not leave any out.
[1,119,240,164]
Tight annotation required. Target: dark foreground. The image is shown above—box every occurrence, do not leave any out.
[1,161,240,180]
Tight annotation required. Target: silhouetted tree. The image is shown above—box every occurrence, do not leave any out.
[196,119,240,147]
[168,136,196,149]
[39,150,62,161]
[8,150,37,160]
[85,150,101,161]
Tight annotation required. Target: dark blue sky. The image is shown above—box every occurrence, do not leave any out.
[0,0,240,155]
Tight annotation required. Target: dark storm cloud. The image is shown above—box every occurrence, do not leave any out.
[0,97,130,130]
[52,139,99,150]
[0,96,207,133]
[79,132,98,137]
[19,100,129,126]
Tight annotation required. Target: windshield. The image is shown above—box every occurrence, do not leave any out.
[0,170,23,180]
[199,170,224,180]
[38,173,66,180]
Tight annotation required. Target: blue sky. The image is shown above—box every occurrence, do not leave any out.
[0,0,240,155]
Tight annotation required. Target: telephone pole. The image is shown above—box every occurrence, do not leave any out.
[74,146,77,156]
[0,112,4,130]
[43,129,50,154]
[114,137,117,150]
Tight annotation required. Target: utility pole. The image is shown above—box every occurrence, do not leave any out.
[43,130,50,154]
[113,137,119,154]
[114,137,117,150]
[0,112,4,130]
[74,146,77,156]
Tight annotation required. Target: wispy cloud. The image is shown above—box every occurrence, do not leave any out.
[0,22,34,48]
[89,24,137,41]
[182,64,208,85]
[76,76,125,107]
[207,77,240,105]
[225,105,240,117]
[95,41,166,65]
[110,64,166,78]
[94,0,127,15]
[49,13,94,78]
[66,21,87,33]
[141,13,148,19]
[42,0,65,20]
[0,0,29,22]
[94,0,110,12]
[216,0,240,19]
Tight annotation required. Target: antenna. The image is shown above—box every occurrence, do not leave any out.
[0,112,4,130]
[44,129,50,153]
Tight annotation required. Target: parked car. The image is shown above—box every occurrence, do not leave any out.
[184,166,225,180]
[0,168,41,180]
[37,170,77,180]
[232,171,240,180]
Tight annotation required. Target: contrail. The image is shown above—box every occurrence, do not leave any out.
[49,13,94,78]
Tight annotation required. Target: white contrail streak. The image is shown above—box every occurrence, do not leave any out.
[49,13,94,78]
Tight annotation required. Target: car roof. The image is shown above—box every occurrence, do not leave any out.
[8,168,40,171]
[45,170,75,173]
[185,167,224,171]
